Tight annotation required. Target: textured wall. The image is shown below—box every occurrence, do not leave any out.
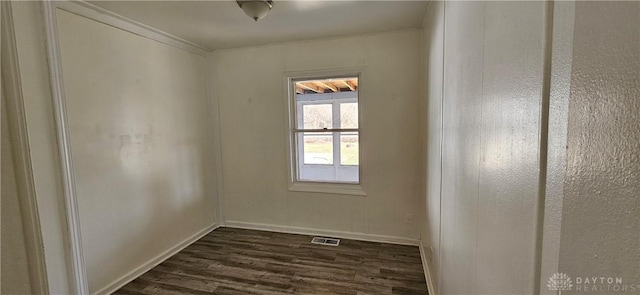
[213,30,422,240]
[559,1,640,291]
[56,9,217,293]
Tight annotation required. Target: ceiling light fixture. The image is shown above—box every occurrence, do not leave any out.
[237,0,274,22]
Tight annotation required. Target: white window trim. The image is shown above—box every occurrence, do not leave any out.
[284,68,366,197]
[289,182,366,196]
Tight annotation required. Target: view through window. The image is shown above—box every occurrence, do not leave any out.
[292,76,359,183]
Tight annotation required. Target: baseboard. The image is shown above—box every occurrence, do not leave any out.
[224,220,419,246]
[93,223,220,295]
[419,241,437,295]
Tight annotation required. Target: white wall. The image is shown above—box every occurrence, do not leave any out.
[1,84,32,295]
[421,2,547,294]
[0,0,2,289]
[8,1,636,293]
[213,30,423,241]
[557,1,639,288]
[423,2,640,294]
[420,1,444,293]
[55,9,217,293]
[11,2,72,293]
[541,1,640,292]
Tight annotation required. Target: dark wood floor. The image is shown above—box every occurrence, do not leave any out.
[115,227,428,295]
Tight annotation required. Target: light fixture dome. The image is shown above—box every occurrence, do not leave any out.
[237,0,274,22]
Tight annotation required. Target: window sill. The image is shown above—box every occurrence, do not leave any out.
[289,182,366,196]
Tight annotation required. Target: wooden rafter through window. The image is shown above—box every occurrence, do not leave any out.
[298,82,324,93]
[339,79,355,91]
[313,81,338,92]
[296,77,358,94]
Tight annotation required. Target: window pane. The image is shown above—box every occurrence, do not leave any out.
[302,133,333,165]
[340,103,358,128]
[302,104,332,129]
[293,76,359,184]
[340,133,359,165]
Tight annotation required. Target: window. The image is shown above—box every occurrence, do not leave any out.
[288,76,360,188]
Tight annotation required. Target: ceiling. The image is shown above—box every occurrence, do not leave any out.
[89,1,430,50]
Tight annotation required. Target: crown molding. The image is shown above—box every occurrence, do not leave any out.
[56,1,211,56]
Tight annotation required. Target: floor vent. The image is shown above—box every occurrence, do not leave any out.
[311,237,340,246]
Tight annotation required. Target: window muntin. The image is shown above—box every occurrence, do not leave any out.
[291,76,359,184]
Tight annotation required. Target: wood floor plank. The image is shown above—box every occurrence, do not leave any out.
[114,227,428,294]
